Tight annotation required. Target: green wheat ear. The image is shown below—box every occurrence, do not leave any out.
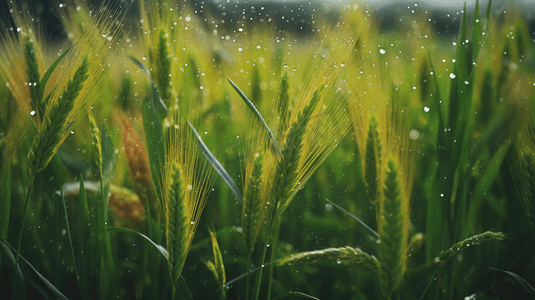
[270,90,320,219]
[437,231,505,266]
[242,153,265,255]
[275,246,379,270]
[157,29,171,105]
[167,163,189,284]
[378,157,405,300]
[27,55,91,179]
[365,116,382,203]
[88,110,102,174]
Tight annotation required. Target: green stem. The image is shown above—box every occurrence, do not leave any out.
[14,177,34,269]
[419,267,439,300]
[266,225,280,300]
[253,216,276,300]
[246,253,251,300]
[60,189,82,297]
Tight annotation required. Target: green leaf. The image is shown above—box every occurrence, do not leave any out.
[142,95,165,205]
[473,140,510,198]
[129,56,168,118]
[324,198,378,237]
[187,120,243,205]
[272,291,320,300]
[39,46,72,102]
[1,240,68,300]
[0,163,11,240]
[77,175,89,297]
[485,0,493,31]
[227,77,284,161]
[107,226,168,260]
[101,122,116,218]
[0,239,25,300]
[489,267,535,294]
[471,0,483,61]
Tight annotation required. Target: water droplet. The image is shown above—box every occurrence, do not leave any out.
[423,106,430,113]
[325,203,333,211]
[449,73,456,79]
[187,184,192,190]
[185,16,191,22]
[379,49,386,54]
[409,129,420,140]
[30,110,36,116]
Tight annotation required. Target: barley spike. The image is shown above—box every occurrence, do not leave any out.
[27,55,91,179]
[378,157,405,300]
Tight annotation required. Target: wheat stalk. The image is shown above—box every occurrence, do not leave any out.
[275,246,379,270]
[27,55,91,179]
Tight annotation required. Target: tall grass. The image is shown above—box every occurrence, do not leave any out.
[1,0,534,299]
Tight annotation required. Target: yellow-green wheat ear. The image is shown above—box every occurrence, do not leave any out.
[242,153,264,255]
[271,90,320,218]
[88,111,102,174]
[27,55,91,179]
[378,157,405,300]
[167,163,189,283]
[522,153,535,241]
[365,116,381,203]
[156,29,171,104]
[24,33,41,116]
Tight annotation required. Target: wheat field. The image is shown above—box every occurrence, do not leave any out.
[0,0,534,299]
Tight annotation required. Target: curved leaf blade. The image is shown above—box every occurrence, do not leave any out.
[1,240,68,300]
[227,77,284,161]
[187,120,242,205]
[107,226,168,260]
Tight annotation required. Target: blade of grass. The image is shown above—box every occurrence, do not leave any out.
[324,198,378,237]
[142,95,166,205]
[107,226,169,260]
[271,291,320,300]
[39,46,72,102]
[129,56,168,118]
[0,163,11,240]
[77,175,89,299]
[0,239,25,299]
[488,267,535,293]
[2,240,69,300]
[227,77,284,161]
[187,120,242,205]
[60,189,82,297]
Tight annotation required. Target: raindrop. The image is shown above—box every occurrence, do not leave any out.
[325,203,333,211]
[449,73,456,79]
[379,49,386,54]
[423,106,430,113]
[30,110,36,116]
[409,129,420,140]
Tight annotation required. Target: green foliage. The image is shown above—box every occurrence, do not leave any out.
[1,1,534,299]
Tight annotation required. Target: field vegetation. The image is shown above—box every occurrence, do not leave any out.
[0,0,534,299]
